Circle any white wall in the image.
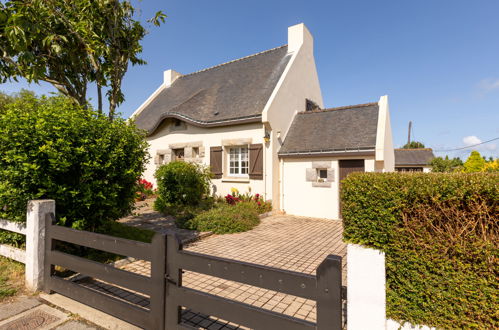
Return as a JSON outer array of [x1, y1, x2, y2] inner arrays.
[[347, 244, 386, 330], [281, 156, 374, 219], [375, 95, 395, 172], [262, 23, 324, 208], [144, 122, 270, 199]]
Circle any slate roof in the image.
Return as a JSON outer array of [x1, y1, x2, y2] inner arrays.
[[278, 103, 379, 156], [395, 148, 435, 166], [134, 45, 291, 135]]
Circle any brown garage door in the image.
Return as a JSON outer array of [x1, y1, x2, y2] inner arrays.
[[339, 159, 365, 217]]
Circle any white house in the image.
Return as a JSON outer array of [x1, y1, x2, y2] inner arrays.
[[132, 23, 394, 219]]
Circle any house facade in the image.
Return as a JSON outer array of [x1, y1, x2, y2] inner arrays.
[[133, 23, 394, 219]]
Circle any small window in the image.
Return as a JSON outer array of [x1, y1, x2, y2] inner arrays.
[[228, 147, 249, 176], [173, 148, 184, 161], [317, 169, 328, 182], [192, 147, 199, 158], [173, 119, 182, 127]]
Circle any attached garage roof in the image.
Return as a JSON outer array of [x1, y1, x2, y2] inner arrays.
[[394, 148, 435, 166], [134, 45, 291, 135], [278, 103, 379, 156]]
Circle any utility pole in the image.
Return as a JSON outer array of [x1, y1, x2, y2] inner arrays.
[[407, 121, 412, 146]]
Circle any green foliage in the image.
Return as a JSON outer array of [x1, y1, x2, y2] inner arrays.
[[402, 141, 425, 149], [430, 155, 463, 172], [184, 202, 260, 234], [0, 0, 166, 117], [0, 93, 149, 237], [463, 150, 486, 173], [342, 172, 498, 329], [154, 161, 212, 216]]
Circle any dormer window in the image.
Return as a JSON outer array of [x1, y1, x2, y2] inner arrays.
[[173, 119, 182, 126], [305, 99, 320, 111]]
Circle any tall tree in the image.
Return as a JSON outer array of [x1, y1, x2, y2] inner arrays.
[[402, 141, 426, 149], [0, 0, 166, 119], [463, 150, 486, 173]]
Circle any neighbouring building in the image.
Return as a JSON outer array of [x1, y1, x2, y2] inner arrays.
[[394, 148, 435, 172], [132, 23, 395, 219]]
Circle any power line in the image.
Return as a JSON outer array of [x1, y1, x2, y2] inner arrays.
[[433, 136, 499, 152]]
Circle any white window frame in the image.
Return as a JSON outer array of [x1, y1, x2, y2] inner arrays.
[[228, 146, 249, 177]]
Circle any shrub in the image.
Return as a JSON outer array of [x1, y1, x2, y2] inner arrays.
[[154, 161, 212, 215], [185, 202, 260, 234], [0, 94, 149, 236], [342, 172, 498, 329]]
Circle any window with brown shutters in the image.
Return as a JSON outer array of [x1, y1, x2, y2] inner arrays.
[[249, 144, 263, 180], [210, 146, 223, 179]]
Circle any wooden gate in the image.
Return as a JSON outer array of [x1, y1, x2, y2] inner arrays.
[[44, 213, 344, 330], [43, 213, 166, 329]]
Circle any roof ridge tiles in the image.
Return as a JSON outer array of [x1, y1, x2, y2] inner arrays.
[[298, 102, 378, 114], [180, 45, 288, 78]]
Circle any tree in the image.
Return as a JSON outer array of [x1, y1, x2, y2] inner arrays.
[[0, 0, 166, 119], [430, 156, 463, 172], [402, 141, 426, 149], [0, 90, 36, 114], [463, 151, 486, 173]]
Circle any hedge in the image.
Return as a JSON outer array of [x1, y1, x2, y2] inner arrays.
[[341, 172, 498, 329], [0, 94, 149, 239]]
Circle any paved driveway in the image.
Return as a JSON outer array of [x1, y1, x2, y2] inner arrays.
[[125, 215, 346, 329]]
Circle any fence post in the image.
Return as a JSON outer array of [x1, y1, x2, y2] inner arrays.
[[347, 243, 386, 330], [316, 254, 343, 330], [25, 199, 55, 292]]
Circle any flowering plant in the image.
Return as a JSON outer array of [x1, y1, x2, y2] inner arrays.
[[224, 189, 272, 214], [136, 179, 154, 201]]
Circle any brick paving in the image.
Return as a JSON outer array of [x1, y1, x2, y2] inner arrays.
[[77, 215, 347, 329]]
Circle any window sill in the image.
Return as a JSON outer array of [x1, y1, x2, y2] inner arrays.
[[221, 177, 250, 183]]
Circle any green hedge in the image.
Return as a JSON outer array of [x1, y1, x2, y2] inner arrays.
[[342, 172, 498, 329], [0, 94, 149, 236]]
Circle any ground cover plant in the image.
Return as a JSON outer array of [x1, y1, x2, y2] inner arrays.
[[341, 172, 498, 329], [0, 93, 149, 246], [0, 256, 24, 301]]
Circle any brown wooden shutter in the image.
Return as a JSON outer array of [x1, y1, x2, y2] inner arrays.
[[249, 144, 263, 180], [210, 146, 223, 179]]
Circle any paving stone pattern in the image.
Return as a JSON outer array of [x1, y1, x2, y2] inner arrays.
[[80, 215, 346, 329]]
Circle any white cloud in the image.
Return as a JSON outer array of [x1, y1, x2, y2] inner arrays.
[[462, 135, 497, 153], [462, 135, 481, 146], [476, 78, 499, 96]]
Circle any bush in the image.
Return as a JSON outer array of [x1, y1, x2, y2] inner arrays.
[[224, 189, 272, 214], [0, 94, 149, 236], [154, 161, 212, 215], [342, 172, 498, 329], [184, 202, 260, 234]]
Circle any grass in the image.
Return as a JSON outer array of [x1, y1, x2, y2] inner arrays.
[[0, 256, 24, 301]]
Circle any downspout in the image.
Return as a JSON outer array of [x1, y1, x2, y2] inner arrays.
[[280, 157, 284, 212]]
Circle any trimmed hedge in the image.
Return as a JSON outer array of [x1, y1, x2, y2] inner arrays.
[[342, 172, 498, 329], [0, 94, 148, 236]]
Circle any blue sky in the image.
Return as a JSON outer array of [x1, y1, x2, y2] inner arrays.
[[2, 0, 498, 159]]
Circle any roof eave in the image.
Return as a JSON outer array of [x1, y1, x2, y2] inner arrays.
[[278, 149, 375, 158]]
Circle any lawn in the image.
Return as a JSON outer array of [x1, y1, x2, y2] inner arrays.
[[0, 256, 24, 301]]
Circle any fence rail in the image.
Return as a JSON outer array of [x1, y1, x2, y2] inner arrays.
[[0, 218, 27, 263]]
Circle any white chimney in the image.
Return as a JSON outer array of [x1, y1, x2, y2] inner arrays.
[[163, 69, 182, 87], [288, 23, 314, 53]]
